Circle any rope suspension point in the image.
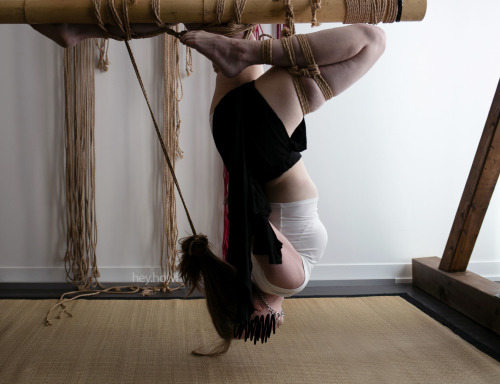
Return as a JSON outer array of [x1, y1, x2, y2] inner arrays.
[[344, 0, 402, 24], [45, 0, 420, 328]]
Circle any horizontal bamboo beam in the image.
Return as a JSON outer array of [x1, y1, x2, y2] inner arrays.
[[0, 0, 426, 25]]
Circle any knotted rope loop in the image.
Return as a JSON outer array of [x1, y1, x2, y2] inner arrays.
[[282, 0, 296, 38], [280, 34, 334, 115], [288, 64, 321, 78], [295, 33, 334, 101], [310, 0, 322, 27]]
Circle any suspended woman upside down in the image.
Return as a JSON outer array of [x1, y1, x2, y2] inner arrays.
[[33, 22, 385, 355]]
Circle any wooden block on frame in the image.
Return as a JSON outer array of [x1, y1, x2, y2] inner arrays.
[[413, 256, 500, 335]]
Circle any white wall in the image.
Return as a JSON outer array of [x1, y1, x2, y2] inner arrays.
[[1, 0, 499, 283]]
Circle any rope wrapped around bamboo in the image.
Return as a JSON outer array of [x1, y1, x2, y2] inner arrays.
[[345, 0, 402, 24], [5, 0, 426, 24]]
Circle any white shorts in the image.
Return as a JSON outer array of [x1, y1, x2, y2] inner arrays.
[[251, 197, 328, 297]]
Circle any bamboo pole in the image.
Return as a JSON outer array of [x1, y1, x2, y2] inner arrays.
[[0, 0, 426, 25]]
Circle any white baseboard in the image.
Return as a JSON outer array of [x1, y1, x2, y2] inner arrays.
[[310, 260, 500, 283], [1, 261, 499, 283]]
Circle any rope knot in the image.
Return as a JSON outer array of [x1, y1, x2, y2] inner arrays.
[[288, 64, 320, 78], [311, 0, 322, 27]]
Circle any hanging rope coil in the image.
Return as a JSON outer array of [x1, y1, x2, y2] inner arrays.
[[63, 39, 101, 291], [159, 27, 185, 290]]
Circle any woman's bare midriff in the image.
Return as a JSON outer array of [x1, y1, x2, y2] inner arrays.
[[264, 159, 318, 203]]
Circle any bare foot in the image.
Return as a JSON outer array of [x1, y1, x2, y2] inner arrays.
[[233, 291, 285, 341], [251, 290, 285, 327], [179, 30, 259, 78]]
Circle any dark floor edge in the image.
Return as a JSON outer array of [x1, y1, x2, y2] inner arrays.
[[399, 293, 500, 363]]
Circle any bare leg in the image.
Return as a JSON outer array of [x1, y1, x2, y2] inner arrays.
[[244, 222, 305, 329], [181, 24, 384, 78], [254, 223, 305, 290], [250, 289, 285, 327], [181, 24, 385, 130]]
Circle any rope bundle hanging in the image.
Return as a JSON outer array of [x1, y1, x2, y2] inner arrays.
[[98, 1, 194, 287], [47, 0, 190, 325], [63, 39, 100, 291], [160, 28, 185, 290]]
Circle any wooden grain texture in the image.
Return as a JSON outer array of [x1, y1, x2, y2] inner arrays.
[[441, 79, 500, 272], [0, 0, 427, 24], [413, 257, 500, 335]]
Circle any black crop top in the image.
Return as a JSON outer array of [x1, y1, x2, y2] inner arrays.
[[212, 81, 307, 324]]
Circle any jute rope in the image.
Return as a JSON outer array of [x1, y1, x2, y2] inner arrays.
[[282, 0, 296, 38], [93, 0, 198, 246], [293, 33, 334, 101], [160, 28, 185, 290], [261, 38, 273, 65], [46, 2, 190, 324], [50, 0, 399, 324], [63, 39, 101, 291], [344, 0, 400, 24], [310, 0, 322, 27], [46, 286, 141, 325], [275, 0, 334, 115], [95, 38, 111, 71], [280, 35, 309, 113], [51, 0, 257, 322], [93, 0, 199, 260]]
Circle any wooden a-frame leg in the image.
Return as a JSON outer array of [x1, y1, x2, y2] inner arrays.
[[441, 78, 500, 272], [413, 79, 500, 336]]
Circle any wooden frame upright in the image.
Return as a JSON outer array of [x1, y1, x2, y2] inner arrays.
[[413, 79, 500, 335]]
